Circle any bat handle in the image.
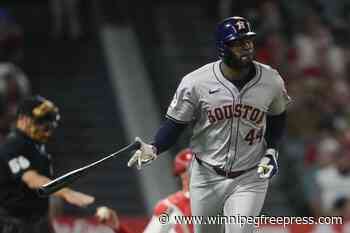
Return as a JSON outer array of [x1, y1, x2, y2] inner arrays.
[[131, 141, 142, 151]]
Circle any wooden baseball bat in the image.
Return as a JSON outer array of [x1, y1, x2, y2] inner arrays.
[[37, 141, 141, 197]]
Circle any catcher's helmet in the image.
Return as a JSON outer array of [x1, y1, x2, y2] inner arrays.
[[173, 148, 193, 176], [216, 16, 256, 62]]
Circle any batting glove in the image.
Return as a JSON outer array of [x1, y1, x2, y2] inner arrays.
[[257, 148, 278, 179], [127, 137, 157, 170]]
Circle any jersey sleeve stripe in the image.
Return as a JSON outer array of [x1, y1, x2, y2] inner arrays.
[[166, 115, 191, 124]]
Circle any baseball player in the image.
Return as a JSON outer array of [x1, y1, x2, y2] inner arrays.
[[143, 149, 193, 233], [128, 16, 290, 233], [0, 96, 95, 233]]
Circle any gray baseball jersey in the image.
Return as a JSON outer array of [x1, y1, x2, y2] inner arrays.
[[166, 60, 290, 172]]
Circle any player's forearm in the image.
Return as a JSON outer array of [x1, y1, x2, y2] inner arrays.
[[265, 111, 286, 149], [152, 118, 187, 154]]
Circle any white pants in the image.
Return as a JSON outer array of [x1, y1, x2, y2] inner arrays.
[[189, 158, 268, 233]]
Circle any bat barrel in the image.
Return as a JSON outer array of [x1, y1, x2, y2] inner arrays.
[[38, 167, 88, 197], [37, 181, 66, 197], [37, 141, 141, 197]]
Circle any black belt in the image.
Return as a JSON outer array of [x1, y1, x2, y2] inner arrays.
[[195, 155, 257, 179]]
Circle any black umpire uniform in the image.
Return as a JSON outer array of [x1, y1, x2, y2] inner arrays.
[[0, 96, 60, 233]]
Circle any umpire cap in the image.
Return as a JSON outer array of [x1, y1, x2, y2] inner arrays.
[[17, 95, 60, 125]]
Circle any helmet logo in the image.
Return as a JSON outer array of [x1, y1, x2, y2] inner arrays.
[[236, 21, 246, 30]]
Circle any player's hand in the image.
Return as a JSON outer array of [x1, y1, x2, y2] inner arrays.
[[257, 148, 278, 179], [61, 189, 95, 207], [127, 137, 157, 170]]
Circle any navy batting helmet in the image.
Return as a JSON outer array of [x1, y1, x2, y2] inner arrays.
[[216, 16, 256, 62]]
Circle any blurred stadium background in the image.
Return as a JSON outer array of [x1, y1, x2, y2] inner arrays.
[[1, 0, 350, 232]]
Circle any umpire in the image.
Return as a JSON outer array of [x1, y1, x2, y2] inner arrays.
[[0, 96, 94, 233]]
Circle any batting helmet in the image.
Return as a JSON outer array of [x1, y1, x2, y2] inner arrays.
[[173, 148, 193, 176], [216, 16, 256, 62]]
